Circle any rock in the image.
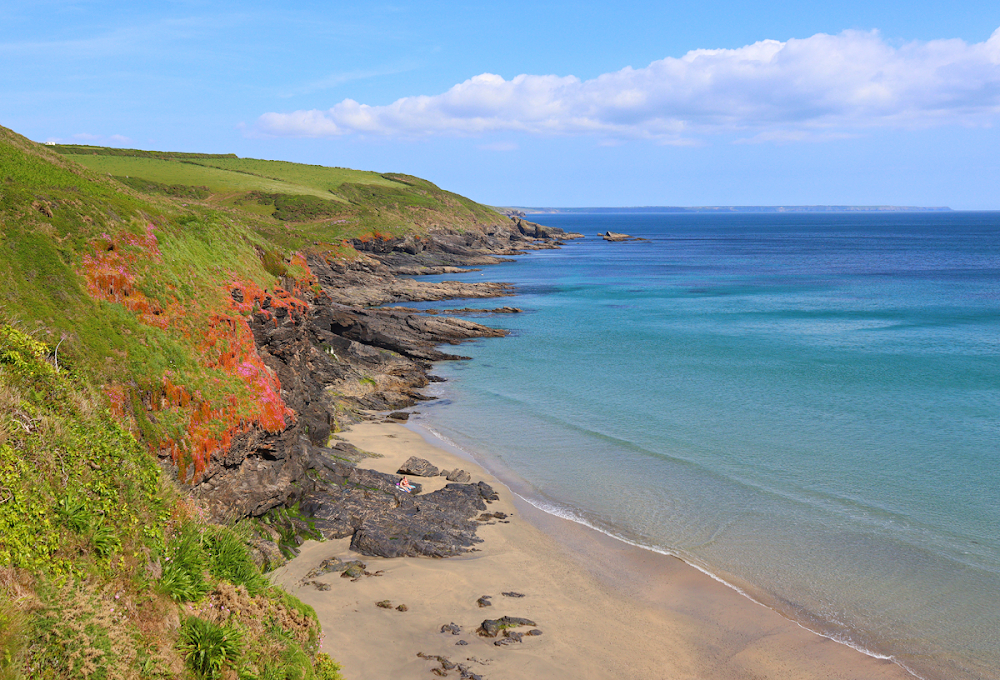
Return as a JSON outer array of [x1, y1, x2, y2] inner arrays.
[[526, 629, 543, 636], [494, 637, 517, 647], [376, 600, 393, 609], [504, 630, 523, 642], [441, 622, 462, 635], [387, 411, 409, 421], [477, 616, 537, 638], [341, 562, 366, 579], [304, 556, 343, 579], [396, 604, 408, 612], [313, 582, 331, 591], [456, 640, 468, 645], [476, 595, 492, 608], [602, 231, 631, 242], [501, 591, 524, 598], [397, 456, 439, 477], [444, 469, 472, 483]]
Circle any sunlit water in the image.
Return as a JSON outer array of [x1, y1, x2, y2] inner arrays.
[[401, 212, 1000, 680]]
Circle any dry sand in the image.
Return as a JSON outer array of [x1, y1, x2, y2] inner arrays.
[[270, 421, 916, 680]]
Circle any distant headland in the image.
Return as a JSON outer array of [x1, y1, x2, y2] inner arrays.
[[500, 205, 952, 216]]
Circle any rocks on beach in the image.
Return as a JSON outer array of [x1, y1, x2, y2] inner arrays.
[[398, 456, 440, 477]]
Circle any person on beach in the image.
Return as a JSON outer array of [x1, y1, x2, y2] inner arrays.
[[397, 476, 415, 493]]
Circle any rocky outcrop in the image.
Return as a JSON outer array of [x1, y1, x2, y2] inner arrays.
[[512, 216, 583, 240], [185, 217, 569, 555], [398, 456, 440, 477], [602, 231, 632, 241]]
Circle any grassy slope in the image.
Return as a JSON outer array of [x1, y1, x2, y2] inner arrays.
[[1, 130, 507, 679]]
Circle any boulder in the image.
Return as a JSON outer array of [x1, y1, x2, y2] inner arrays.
[[398, 456, 439, 477], [602, 231, 631, 242]]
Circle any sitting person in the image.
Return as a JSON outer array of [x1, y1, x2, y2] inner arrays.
[[397, 476, 415, 493]]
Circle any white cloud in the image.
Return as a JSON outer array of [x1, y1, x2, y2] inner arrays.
[[256, 27, 1000, 142]]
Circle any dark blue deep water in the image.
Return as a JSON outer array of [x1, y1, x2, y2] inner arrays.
[[408, 212, 1000, 680]]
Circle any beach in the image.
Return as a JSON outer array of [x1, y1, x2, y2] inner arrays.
[[271, 420, 914, 680]]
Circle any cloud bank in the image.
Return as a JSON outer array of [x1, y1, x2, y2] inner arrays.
[[257, 27, 1000, 142]]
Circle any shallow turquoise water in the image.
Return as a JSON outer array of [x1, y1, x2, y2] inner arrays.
[[406, 212, 1000, 680]]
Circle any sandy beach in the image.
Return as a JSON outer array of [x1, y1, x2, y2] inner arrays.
[[270, 421, 916, 680]]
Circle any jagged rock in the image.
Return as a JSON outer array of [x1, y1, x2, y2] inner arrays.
[[504, 630, 524, 643], [387, 411, 410, 421], [441, 622, 462, 635], [526, 629, 543, 636], [501, 591, 524, 598], [397, 456, 439, 477], [477, 616, 537, 638], [376, 600, 393, 608], [443, 469, 472, 483], [602, 231, 631, 241], [477, 595, 492, 608]]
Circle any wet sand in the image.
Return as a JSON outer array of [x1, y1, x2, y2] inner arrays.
[[270, 421, 915, 680]]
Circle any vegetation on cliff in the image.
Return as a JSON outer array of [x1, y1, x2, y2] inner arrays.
[[0, 126, 509, 678]]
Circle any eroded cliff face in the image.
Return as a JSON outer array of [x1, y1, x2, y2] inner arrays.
[[180, 221, 574, 547]]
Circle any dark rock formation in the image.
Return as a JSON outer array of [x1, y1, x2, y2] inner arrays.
[[180, 218, 574, 559], [397, 456, 439, 477], [442, 468, 472, 483]]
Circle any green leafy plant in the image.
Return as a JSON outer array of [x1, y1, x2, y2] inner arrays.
[[56, 494, 91, 533], [159, 524, 210, 602], [177, 616, 243, 680], [90, 523, 120, 557], [202, 526, 269, 596]]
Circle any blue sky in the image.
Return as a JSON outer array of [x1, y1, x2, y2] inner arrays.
[[3, 1, 1000, 208]]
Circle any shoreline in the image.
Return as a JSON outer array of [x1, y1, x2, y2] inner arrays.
[[406, 418, 925, 678], [271, 420, 917, 680]]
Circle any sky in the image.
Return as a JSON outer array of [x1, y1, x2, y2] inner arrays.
[[2, 1, 1000, 208]]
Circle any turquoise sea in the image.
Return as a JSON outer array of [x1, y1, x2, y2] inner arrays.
[[405, 212, 1000, 680]]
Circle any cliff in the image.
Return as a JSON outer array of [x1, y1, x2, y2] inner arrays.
[[0, 125, 572, 678]]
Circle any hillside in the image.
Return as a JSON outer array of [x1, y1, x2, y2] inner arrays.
[[0, 127, 549, 679], [50, 144, 504, 233]]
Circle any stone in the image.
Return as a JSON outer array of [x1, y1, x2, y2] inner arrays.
[[455, 640, 468, 646], [340, 562, 366, 579], [444, 469, 472, 483], [397, 456, 439, 477], [313, 582, 331, 591], [387, 411, 409, 421], [396, 604, 408, 612], [376, 600, 393, 609], [602, 231, 631, 242], [526, 629, 543, 636], [440, 622, 462, 635], [477, 616, 537, 638], [501, 591, 524, 598], [476, 595, 492, 608]]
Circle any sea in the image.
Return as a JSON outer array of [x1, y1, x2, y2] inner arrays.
[[401, 212, 1000, 680]]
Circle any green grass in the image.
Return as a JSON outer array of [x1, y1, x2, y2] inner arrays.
[[62, 155, 343, 201]]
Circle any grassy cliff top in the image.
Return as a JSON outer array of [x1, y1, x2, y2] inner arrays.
[[50, 143, 504, 229]]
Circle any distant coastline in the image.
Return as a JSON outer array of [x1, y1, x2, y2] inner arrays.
[[500, 205, 952, 215]]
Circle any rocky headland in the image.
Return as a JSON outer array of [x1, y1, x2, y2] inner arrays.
[[183, 218, 581, 566]]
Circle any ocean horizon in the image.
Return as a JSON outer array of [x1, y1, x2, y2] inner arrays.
[[402, 211, 1000, 680]]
